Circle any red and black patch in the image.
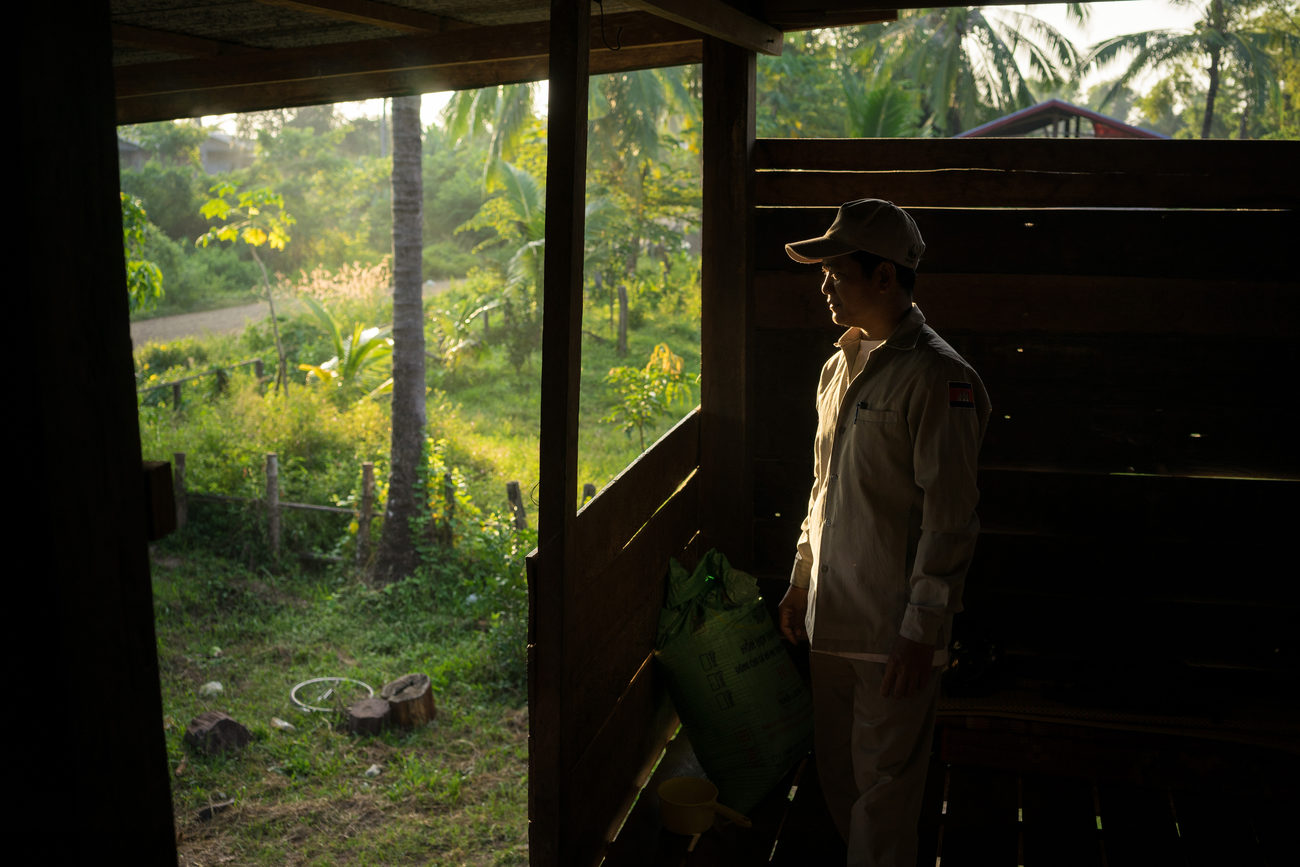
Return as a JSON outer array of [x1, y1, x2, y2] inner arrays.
[[948, 381, 974, 408]]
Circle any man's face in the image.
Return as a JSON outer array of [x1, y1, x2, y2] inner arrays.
[[820, 253, 880, 329]]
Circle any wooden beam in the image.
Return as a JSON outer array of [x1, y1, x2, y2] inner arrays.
[[627, 0, 782, 55], [757, 165, 1299, 211], [757, 207, 1300, 280], [254, 0, 468, 34], [115, 40, 703, 124], [754, 271, 1300, 337], [762, 8, 897, 30], [115, 12, 694, 99], [700, 35, 756, 567], [754, 137, 1300, 181], [532, 2, 590, 866], [114, 11, 706, 121]]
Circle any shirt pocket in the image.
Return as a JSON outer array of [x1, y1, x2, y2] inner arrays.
[[856, 408, 900, 425], [848, 406, 910, 483]]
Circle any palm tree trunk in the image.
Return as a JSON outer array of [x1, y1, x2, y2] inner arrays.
[[1201, 0, 1225, 139], [370, 94, 427, 585], [1202, 44, 1222, 138]]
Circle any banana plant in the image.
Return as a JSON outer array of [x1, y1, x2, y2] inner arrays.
[[298, 296, 393, 398]]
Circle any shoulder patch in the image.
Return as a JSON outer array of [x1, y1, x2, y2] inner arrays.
[[948, 381, 975, 408]]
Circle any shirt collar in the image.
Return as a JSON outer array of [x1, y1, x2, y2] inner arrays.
[[834, 304, 926, 352]]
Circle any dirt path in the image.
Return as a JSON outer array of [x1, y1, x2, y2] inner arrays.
[[130, 279, 455, 346], [130, 301, 275, 345]]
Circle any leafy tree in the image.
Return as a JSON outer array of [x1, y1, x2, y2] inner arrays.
[[422, 124, 493, 277], [121, 193, 163, 314], [602, 343, 695, 451], [758, 32, 845, 137], [119, 119, 207, 168], [241, 124, 390, 272], [197, 181, 296, 394], [585, 68, 702, 352], [119, 160, 211, 242], [1085, 0, 1299, 138], [457, 160, 549, 371], [370, 94, 427, 586]]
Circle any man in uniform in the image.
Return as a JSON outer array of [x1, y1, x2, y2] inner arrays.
[[777, 199, 990, 867]]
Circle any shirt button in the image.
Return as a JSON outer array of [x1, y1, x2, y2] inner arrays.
[[820, 565, 829, 573], [837, 425, 846, 434], [829, 473, 838, 481]]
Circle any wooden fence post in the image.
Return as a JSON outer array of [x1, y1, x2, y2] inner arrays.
[[506, 481, 527, 529], [358, 461, 374, 566], [254, 359, 265, 380], [173, 452, 187, 529], [266, 453, 280, 558], [581, 482, 596, 506], [172, 381, 182, 411]]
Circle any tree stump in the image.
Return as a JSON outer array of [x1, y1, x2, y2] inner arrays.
[[381, 673, 437, 729], [184, 711, 251, 756], [346, 697, 392, 735]]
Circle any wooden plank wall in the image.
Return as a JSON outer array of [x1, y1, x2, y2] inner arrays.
[[529, 410, 703, 867], [749, 138, 1300, 681]]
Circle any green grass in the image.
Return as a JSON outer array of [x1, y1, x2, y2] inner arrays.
[[154, 548, 529, 866], [144, 280, 701, 863]]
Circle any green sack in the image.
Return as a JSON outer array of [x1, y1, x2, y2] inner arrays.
[[654, 549, 813, 813]]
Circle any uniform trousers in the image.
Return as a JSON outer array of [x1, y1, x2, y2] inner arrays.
[[810, 652, 940, 867]]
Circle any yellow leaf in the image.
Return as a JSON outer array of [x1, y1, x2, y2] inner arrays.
[[243, 227, 268, 246]]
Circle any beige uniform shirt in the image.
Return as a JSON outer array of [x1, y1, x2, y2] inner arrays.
[[791, 305, 990, 657]]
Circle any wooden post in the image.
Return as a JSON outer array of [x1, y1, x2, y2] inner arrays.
[[358, 461, 374, 566], [254, 358, 265, 380], [173, 452, 187, 529], [533, 2, 590, 865], [33, 5, 176, 857], [581, 482, 596, 505], [700, 36, 757, 568], [266, 453, 280, 558], [171, 381, 182, 411], [506, 481, 528, 529]]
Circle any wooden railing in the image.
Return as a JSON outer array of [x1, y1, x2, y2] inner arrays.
[[528, 407, 702, 867]]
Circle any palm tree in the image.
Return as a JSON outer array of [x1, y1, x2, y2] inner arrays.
[[1084, 0, 1296, 138], [370, 94, 427, 585], [881, 6, 1086, 136], [840, 42, 929, 137], [443, 83, 539, 187]]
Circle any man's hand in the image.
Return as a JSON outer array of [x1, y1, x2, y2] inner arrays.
[[777, 585, 809, 644], [881, 634, 935, 699]]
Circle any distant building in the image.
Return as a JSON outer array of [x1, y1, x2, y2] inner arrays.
[[117, 137, 148, 170], [116, 130, 255, 172], [957, 99, 1167, 139], [199, 131, 255, 173]]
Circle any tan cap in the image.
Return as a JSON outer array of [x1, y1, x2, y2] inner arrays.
[[785, 199, 925, 269]]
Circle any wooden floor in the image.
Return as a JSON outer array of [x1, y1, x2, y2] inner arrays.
[[602, 725, 1300, 867]]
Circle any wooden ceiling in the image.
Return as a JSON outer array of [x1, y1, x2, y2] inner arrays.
[[111, 0, 910, 123]]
